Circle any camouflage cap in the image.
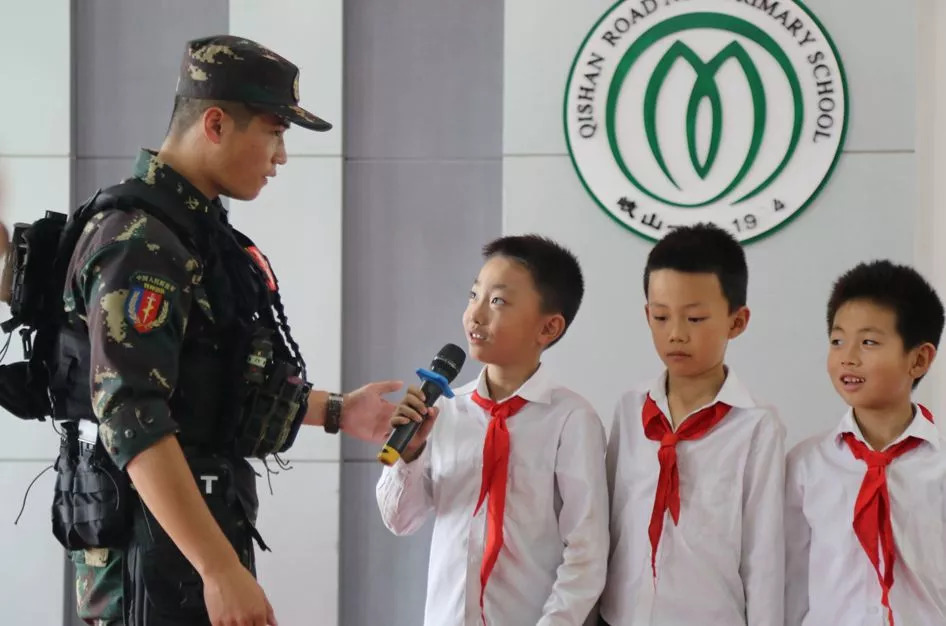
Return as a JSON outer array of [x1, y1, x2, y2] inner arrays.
[[176, 34, 331, 132]]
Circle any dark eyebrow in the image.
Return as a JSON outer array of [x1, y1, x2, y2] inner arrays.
[[830, 325, 887, 334], [648, 302, 705, 309]]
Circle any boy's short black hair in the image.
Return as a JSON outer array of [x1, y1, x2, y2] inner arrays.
[[643, 223, 748, 311], [827, 260, 945, 362], [482, 235, 584, 347]]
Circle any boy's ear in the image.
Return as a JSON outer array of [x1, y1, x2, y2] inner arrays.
[[909, 342, 937, 381], [538, 313, 566, 347], [728, 306, 751, 339]]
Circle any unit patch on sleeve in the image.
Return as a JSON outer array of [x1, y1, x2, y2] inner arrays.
[[125, 272, 178, 333]]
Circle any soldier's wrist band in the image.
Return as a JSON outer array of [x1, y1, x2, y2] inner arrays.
[[324, 392, 343, 434]]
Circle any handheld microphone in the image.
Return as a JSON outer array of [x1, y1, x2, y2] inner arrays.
[[377, 343, 466, 466]]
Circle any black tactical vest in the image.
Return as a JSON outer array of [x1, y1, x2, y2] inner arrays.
[[50, 179, 309, 456]]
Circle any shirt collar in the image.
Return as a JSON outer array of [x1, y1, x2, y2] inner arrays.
[[834, 405, 941, 451], [468, 363, 554, 405], [131, 148, 227, 230], [646, 367, 757, 412]]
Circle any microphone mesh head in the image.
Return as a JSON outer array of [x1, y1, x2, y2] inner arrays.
[[430, 343, 466, 382]]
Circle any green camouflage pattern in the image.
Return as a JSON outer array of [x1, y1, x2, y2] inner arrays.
[[71, 548, 123, 624], [65, 150, 217, 470], [64, 149, 230, 621], [176, 34, 331, 131]]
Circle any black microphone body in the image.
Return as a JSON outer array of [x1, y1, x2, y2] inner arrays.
[[378, 343, 465, 465], [381, 377, 448, 455]]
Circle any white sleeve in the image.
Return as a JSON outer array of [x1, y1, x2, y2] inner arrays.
[[375, 442, 435, 536], [538, 406, 610, 626], [740, 410, 786, 626], [783, 445, 811, 626]]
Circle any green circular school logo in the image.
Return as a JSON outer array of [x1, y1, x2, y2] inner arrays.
[[564, 0, 847, 243]]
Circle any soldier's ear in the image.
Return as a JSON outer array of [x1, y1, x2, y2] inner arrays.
[[202, 107, 226, 144]]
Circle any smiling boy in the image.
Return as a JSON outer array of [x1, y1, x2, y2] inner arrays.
[[376, 235, 609, 625], [785, 260, 946, 625]]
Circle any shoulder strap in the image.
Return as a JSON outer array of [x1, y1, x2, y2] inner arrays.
[[54, 190, 107, 277], [50, 179, 204, 323], [93, 178, 203, 259]]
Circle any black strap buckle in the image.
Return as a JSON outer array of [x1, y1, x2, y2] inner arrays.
[[19, 327, 32, 359]]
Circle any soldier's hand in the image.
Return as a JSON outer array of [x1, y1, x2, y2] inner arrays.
[[390, 385, 440, 462], [203, 562, 278, 626], [340, 379, 403, 443]]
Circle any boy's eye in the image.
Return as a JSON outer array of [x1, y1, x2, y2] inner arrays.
[[863, 339, 879, 346], [829, 338, 842, 346], [687, 317, 707, 323], [468, 290, 477, 300], [490, 297, 506, 305], [652, 315, 667, 322]]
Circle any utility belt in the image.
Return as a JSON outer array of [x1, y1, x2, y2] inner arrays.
[[50, 321, 309, 557], [56, 425, 266, 624], [52, 419, 269, 553], [56, 419, 266, 623]]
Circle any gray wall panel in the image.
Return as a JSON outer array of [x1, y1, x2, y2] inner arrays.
[[74, 157, 134, 202], [341, 159, 501, 462], [340, 1, 503, 624], [74, 0, 230, 158], [343, 0, 503, 160]]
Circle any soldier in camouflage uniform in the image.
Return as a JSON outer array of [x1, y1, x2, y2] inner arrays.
[[64, 35, 402, 625]]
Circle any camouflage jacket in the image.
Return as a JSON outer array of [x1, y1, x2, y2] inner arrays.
[[64, 149, 227, 470]]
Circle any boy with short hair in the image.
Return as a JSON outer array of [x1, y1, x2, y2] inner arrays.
[[600, 223, 785, 625], [377, 234, 609, 625], [785, 260, 946, 625]]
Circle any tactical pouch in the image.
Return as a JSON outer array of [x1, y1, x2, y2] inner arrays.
[[52, 421, 132, 551], [0, 212, 73, 422], [3, 212, 68, 331], [232, 327, 310, 458], [0, 361, 52, 419], [128, 455, 255, 622]]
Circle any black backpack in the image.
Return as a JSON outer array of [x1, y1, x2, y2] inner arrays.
[[0, 179, 198, 421]]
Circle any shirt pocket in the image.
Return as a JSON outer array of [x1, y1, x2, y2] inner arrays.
[[678, 472, 742, 580], [507, 456, 556, 522], [431, 436, 483, 515], [435, 439, 483, 478]]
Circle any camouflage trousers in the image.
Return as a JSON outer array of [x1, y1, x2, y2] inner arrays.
[[71, 547, 124, 624]]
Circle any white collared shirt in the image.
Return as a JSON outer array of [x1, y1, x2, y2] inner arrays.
[[600, 370, 786, 626], [785, 406, 946, 626], [376, 365, 609, 626]]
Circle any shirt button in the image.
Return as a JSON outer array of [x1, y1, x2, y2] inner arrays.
[[124, 428, 136, 439]]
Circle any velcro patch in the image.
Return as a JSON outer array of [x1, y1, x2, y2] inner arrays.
[[245, 246, 277, 292], [125, 272, 177, 333], [84, 547, 109, 567]]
